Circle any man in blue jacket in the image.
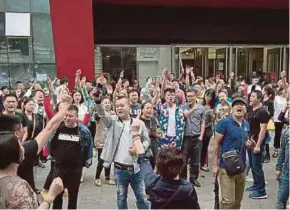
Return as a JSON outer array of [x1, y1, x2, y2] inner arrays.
[[50, 105, 93, 209]]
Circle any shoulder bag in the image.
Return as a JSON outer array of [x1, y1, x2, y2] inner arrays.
[[221, 127, 246, 176]]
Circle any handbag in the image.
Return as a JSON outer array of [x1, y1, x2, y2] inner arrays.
[[221, 128, 246, 176]]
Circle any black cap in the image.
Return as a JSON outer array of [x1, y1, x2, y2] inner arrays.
[[232, 97, 248, 107]]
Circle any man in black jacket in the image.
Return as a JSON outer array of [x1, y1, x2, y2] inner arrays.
[[131, 119, 200, 209]]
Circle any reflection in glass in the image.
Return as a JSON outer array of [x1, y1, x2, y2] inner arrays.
[[32, 14, 55, 63], [31, 0, 50, 13], [7, 38, 33, 63], [34, 64, 56, 85], [5, 0, 30, 12], [101, 47, 136, 82], [0, 37, 8, 63], [9, 63, 34, 87], [0, 13, 4, 36], [0, 0, 4, 12], [0, 64, 9, 86]]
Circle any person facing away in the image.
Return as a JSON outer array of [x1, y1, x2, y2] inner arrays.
[[131, 118, 200, 209]]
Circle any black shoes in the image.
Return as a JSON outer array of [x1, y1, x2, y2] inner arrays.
[[192, 180, 201, 187], [264, 155, 270, 163]]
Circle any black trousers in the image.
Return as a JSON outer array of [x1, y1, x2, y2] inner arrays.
[[43, 161, 55, 190], [95, 148, 111, 180], [180, 136, 202, 182], [89, 121, 96, 142], [150, 139, 159, 170], [200, 127, 213, 166], [52, 165, 82, 209], [274, 122, 284, 149]]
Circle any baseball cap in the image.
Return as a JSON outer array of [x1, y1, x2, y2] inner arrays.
[[232, 97, 248, 107]]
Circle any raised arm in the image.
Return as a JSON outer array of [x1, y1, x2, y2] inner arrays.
[[34, 95, 73, 154]]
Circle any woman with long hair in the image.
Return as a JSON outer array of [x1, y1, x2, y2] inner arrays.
[[95, 97, 115, 186], [72, 90, 90, 126], [273, 86, 287, 158], [262, 85, 275, 162], [17, 98, 41, 193], [139, 101, 159, 169], [0, 132, 63, 209], [200, 89, 215, 171]]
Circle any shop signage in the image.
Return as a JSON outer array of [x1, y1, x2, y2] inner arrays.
[[137, 47, 159, 61]]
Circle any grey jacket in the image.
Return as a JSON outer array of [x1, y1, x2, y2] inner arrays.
[[96, 104, 151, 168]]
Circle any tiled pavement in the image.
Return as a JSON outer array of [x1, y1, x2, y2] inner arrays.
[[35, 143, 280, 209]]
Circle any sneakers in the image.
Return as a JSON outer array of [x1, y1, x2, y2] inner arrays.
[[38, 161, 46, 168], [192, 180, 201, 187], [95, 179, 115, 186], [246, 176, 254, 182], [246, 185, 258, 192], [104, 179, 115, 185], [200, 165, 210, 172], [249, 190, 267, 199], [95, 179, 102, 186], [263, 155, 270, 163]]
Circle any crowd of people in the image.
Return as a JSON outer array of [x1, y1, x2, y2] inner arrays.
[[0, 65, 289, 209]]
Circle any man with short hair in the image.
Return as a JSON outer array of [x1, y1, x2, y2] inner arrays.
[[50, 105, 93, 209], [155, 87, 184, 149], [15, 81, 25, 98], [246, 90, 270, 199], [55, 77, 69, 98], [96, 96, 150, 209], [129, 89, 141, 118], [0, 95, 73, 199], [213, 97, 250, 209], [181, 89, 205, 187], [247, 78, 261, 94], [1, 94, 28, 142]]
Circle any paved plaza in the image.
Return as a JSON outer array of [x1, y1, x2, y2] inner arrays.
[[35, 143, 280, 209]]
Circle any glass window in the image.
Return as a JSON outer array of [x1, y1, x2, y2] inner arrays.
[[5, 0, 30, 12], [9, 63, 34, 87], [32, 14, 55, 63], [31, 0, 50, 13], [0, 37, 8, 63], [0, 0, 4, 12], [34, 64, 56, 86], [101, 47, 137, 82], [0, 13, 4, 36], [7, 37, 33, 63], [0, 64, 10, 86]]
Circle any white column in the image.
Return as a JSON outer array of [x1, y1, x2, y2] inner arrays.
[[229, 47, 233, 78], [94, 46, 102, 77], [282, 46, 287, 72], [235, 48, 238, 79], [225, 47, 228, 79], [263, 48, 268, 72]]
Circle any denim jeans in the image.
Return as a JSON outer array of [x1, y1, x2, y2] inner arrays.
[[114, 168, 150, 209], [276, 177, 289, 209], [247, 145, 266, 193]]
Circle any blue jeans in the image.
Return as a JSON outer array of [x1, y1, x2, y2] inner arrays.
[[247, 145, 266, 193], [276, 177, 289, 209], [114, 168, 150, 209]]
